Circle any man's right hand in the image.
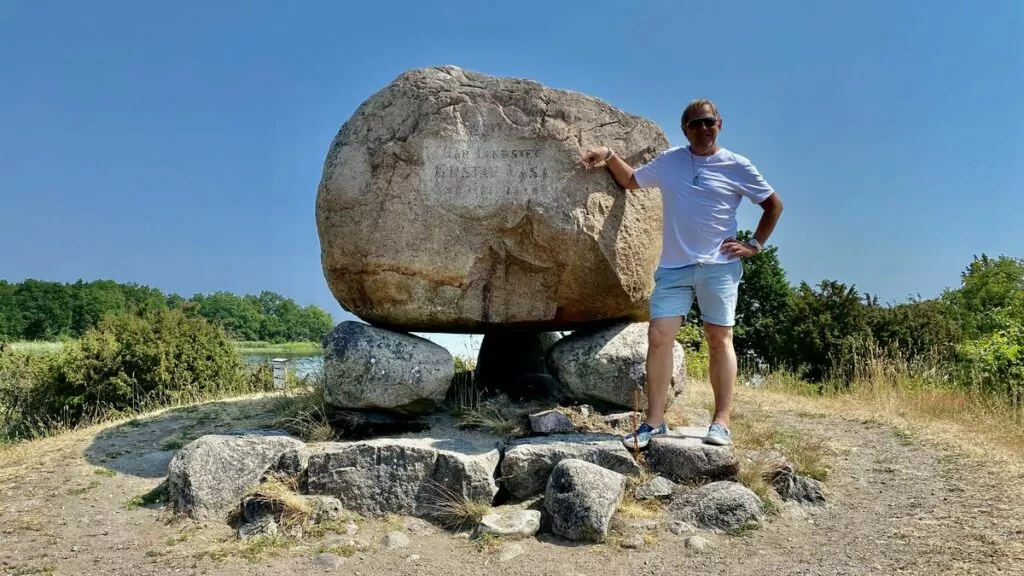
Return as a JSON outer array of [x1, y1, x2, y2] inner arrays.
[[580, 146, 612, 169]]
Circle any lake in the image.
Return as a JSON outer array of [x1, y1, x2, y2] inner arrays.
[[244, 355, 323, 379]]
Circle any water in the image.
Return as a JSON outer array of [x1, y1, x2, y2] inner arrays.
[[244, 355, 323, 379]]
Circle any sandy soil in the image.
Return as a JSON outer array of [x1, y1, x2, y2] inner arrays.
[[1, 387, 1022, 576]]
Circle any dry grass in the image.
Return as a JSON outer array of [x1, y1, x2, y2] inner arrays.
[[617, 471, 665, 520], [271, 371, 335, 442], [754, 365, 1024, 482], [420, 481, 492, 531], [241, 475, 312, 531]]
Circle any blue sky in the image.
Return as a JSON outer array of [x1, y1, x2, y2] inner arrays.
[[1, 1, 1021, 354]]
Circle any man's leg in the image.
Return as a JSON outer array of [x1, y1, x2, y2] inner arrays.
[[693, 260, 742, 444], [703, 323, 736, 428], [645, 316, 683, 427]]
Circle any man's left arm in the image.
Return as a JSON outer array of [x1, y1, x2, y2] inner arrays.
[[722, 157, 784, 259]]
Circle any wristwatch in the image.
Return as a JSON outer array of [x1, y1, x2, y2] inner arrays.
[[748, 238, 762, 252]]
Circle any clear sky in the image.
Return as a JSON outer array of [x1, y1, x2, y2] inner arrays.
[[1, 1, 1021, 354]]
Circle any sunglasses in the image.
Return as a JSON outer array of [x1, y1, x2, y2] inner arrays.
[[686, 116, 718, 130]]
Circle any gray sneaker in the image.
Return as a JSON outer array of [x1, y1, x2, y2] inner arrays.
[[703, 423, 733, 446]]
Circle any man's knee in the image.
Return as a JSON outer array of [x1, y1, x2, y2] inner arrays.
[[648, 319, 680, 350], [704, 324, 734, 352]]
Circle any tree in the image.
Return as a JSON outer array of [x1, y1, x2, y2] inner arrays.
[[943, 254, 1024, 337], [734, 230, 793, 370], [782, 280, 874, 382]]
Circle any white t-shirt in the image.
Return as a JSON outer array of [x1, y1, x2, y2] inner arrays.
[[633, 146, 775, 268]]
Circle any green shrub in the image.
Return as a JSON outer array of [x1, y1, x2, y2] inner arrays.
[[1, 309, 274, 441]]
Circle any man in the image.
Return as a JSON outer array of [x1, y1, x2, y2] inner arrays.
[[581, 99, 783, 448]]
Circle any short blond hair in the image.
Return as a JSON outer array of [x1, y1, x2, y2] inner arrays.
[[681, 99, 720, 128]]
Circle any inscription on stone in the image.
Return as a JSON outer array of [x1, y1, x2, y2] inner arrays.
[[423, 140, 558, 205]]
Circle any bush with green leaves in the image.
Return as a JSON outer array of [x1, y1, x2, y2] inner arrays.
[[1, 309, 273, 441]]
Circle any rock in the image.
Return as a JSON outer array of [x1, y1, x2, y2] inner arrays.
[[603, 412, 642, 431], [771, 470, 826, 506], [499, 543, 525, 562], [305, 495, 345, 523], [313, 552, 346, 570], [406, 554, 420, 563], [634, 476, 675, 500], [305, 437, 499, 518], [501, 434, 640, 500], [668, 520, 697, 535], [529, 410, 575, 435], [167, 433, 306, 520], [475, 331, 561, 400], [685, 535, 710, 552], [547, 322, 685, 410], [237, 515, 278, 540], [381, 531, 410, 549], [621, 534, 645, 549], [545, 459, 626, 543], [322, 321, 454, 414], [316, 65, 668, 332], [474, 510, 542, 540], [669, 481, 765, 533], [645, 434, 738, 482]]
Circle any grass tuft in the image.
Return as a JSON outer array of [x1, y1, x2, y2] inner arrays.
[[420, 481, 492, 531], [241, 475, 312, 531]]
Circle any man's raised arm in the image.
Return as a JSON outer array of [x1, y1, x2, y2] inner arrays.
[[581, 146, 641, 190]]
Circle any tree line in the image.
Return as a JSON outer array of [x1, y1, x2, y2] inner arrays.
[[720, 231, 1022, 403], [0, 279, 335, 343]]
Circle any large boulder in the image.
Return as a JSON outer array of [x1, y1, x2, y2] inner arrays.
[[322, 321, 454, 414], [500, 434, 640, 500], [315, 65, 668, 332], [547, 322, 685, 410], [167, 433, 306, 520], [305, 437, 500, 518], [545, 459, 626, 543]]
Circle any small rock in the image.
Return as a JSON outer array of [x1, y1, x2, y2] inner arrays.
[[545, 459, 626, 543], [669, 481, 764, 532], [772, 471, 826, 506], [345, 521, 359, 536], [529, 410, 576, 434], [499, 543, 525, 562], [237, 515, 278, 540], [381, 531, 410, 549], [634, 476, 675, 500], [313, 552, 346, 570], [669, 521, 697, 535], [621, 534, 645, 549], [406, 554, 420, 563], [475, 510, 542, 540], [685, 535, 710, 552], [305, 495, 345, 523]]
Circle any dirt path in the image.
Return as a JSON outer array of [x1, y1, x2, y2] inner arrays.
[[1, 394, 1022, 576]]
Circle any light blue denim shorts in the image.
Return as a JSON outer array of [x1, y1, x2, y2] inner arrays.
[[649, 260, 743, 326]]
